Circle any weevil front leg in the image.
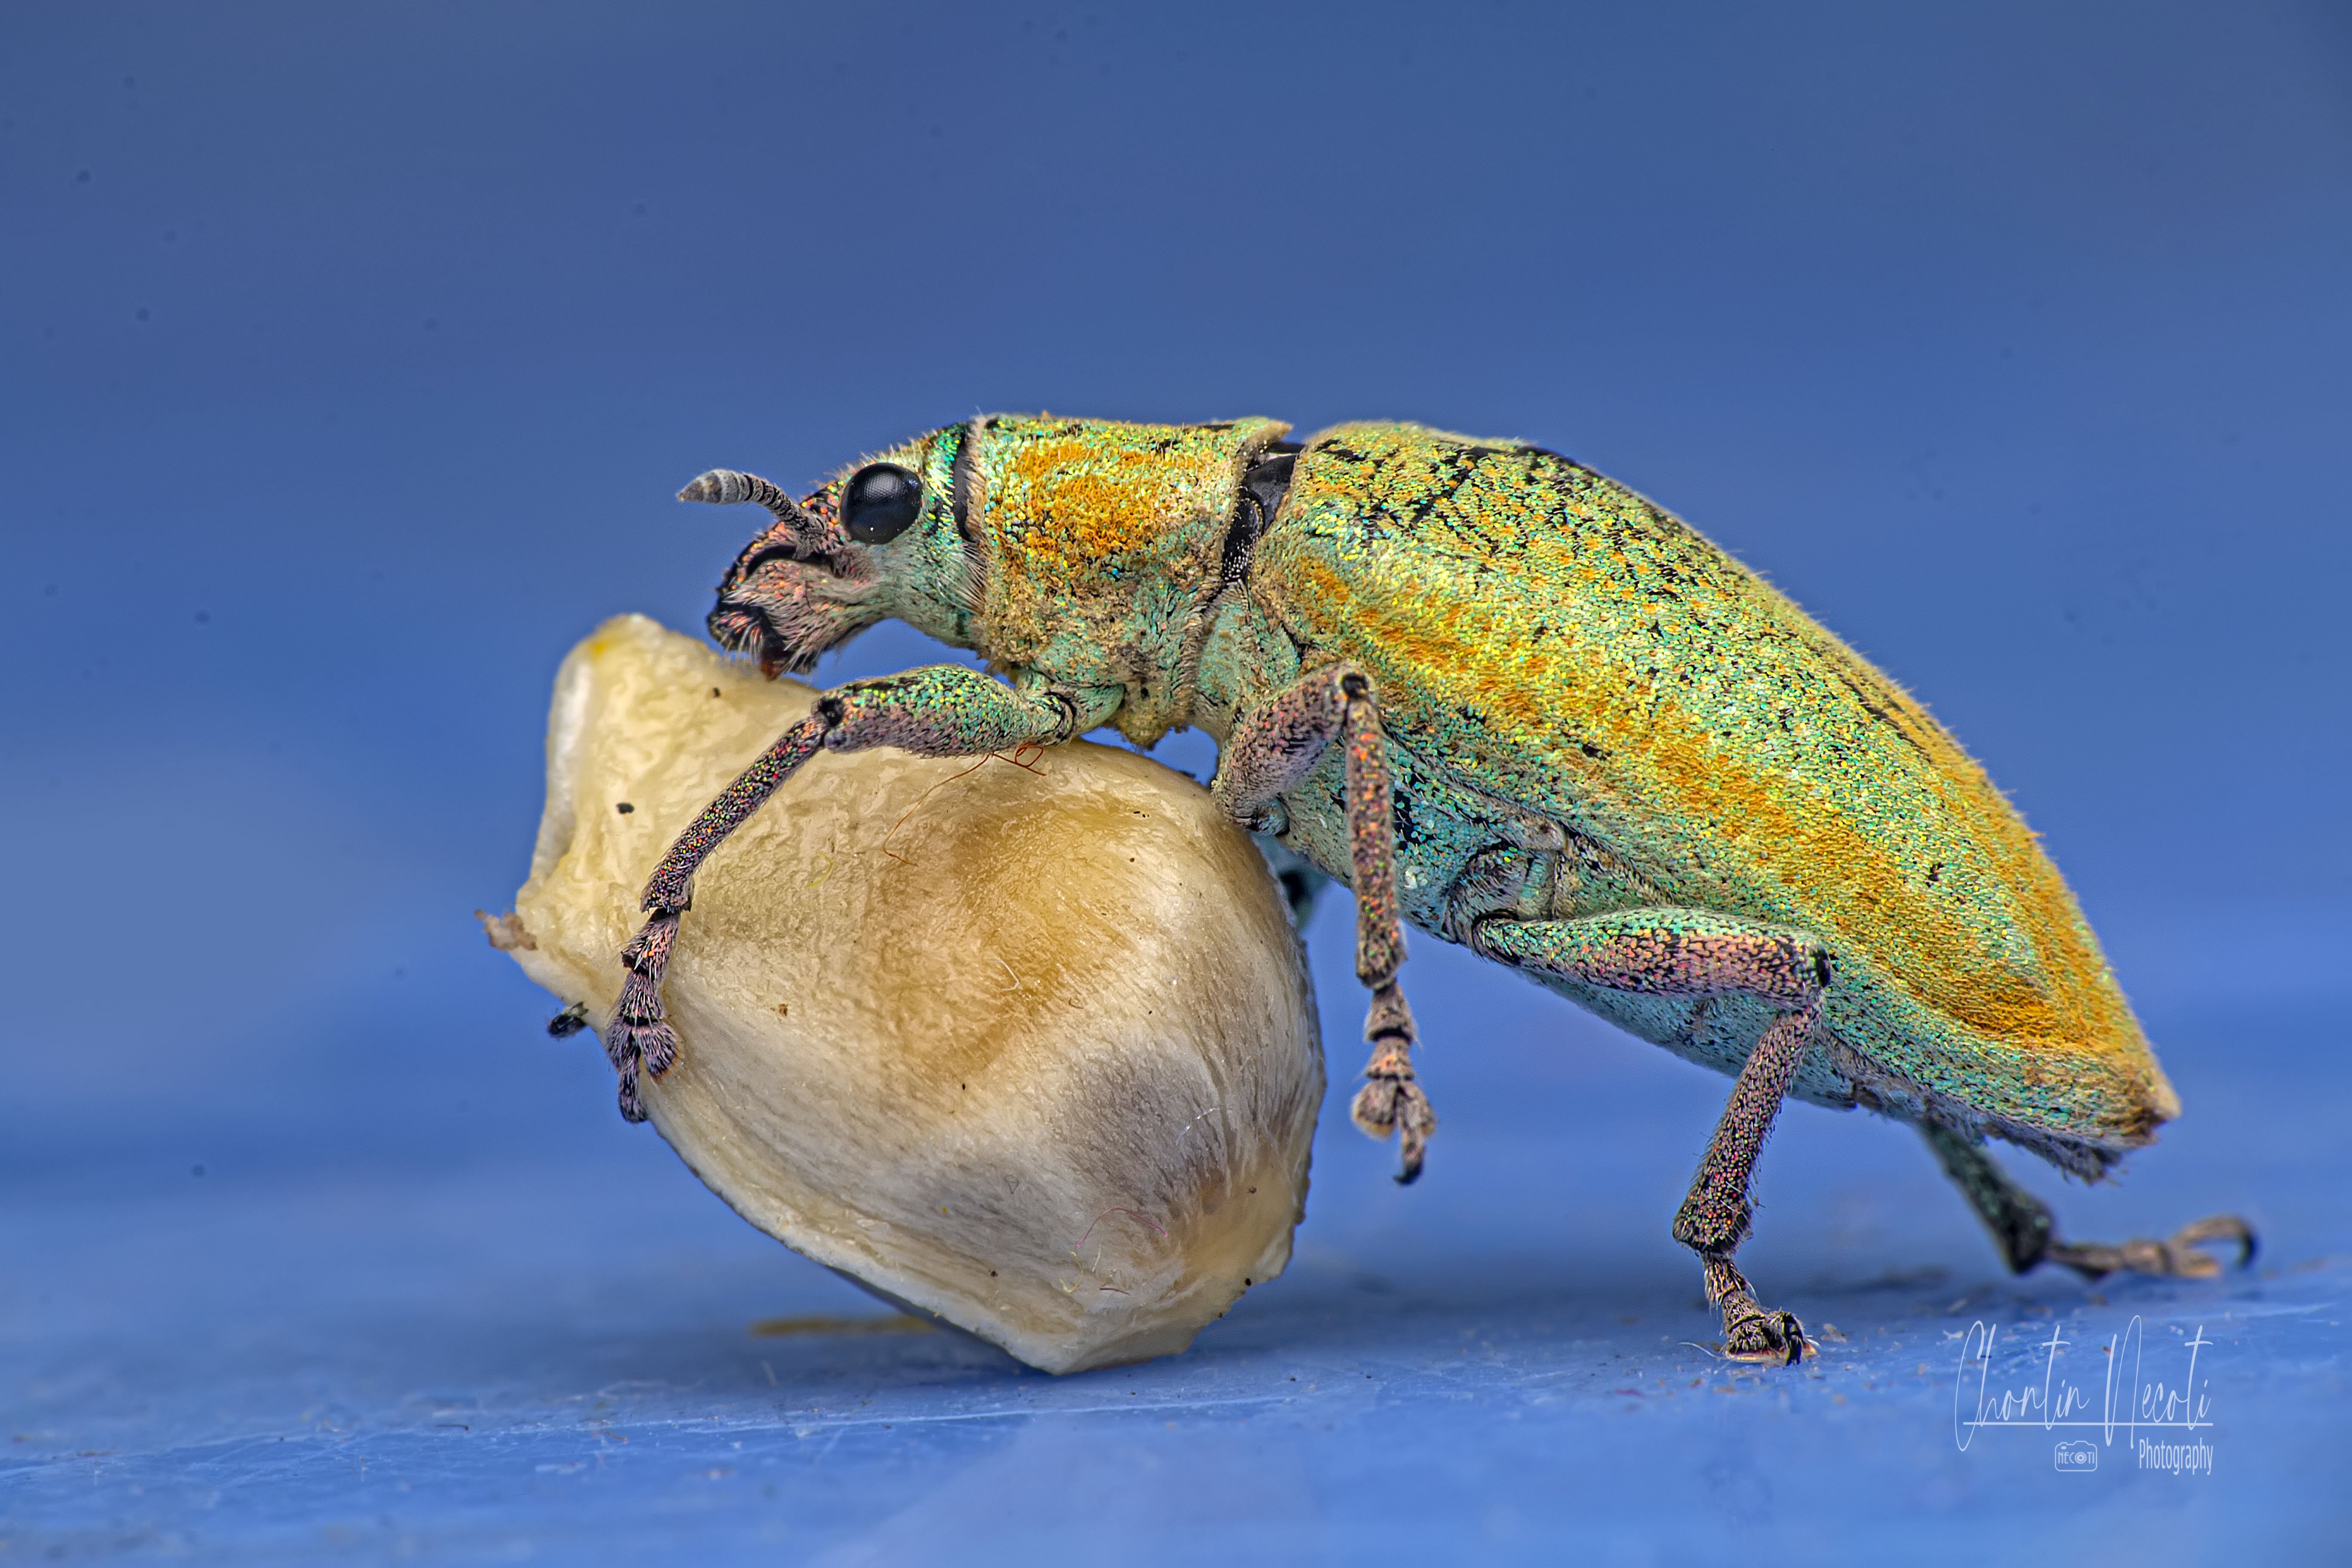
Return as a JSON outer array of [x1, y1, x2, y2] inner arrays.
[[1477, 908, 1831, 1363], [1921, 1123, 2257, 1282], [605, 665, 1116, 1122], [1212, 663, 1434, 1182]]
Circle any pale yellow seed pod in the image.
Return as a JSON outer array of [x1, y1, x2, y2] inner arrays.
[[498, 616, 1323, 1373]]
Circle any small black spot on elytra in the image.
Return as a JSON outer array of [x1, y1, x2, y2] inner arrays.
[[616, 802, 635, 815], [1926, 862, 1944, 884]]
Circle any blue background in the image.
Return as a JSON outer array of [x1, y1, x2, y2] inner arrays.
[[4, 3, 2347, 1562]]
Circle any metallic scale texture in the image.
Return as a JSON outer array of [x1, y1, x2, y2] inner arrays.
[[809, 415, 2170, 1170]]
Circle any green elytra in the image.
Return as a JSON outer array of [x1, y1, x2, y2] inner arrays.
[[605, 413, 2249, 1366]]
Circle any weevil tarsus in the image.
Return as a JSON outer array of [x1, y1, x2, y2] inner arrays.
[[1923, 1122, 2258, 1283], [1478, 908, 1831, 1360], [1211, 662, 1435, 1182], [2048, 1213, 2257, 1282]]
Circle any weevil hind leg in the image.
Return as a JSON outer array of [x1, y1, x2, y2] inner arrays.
[[1922, 1124, 2257, 1282], [1214, 664, 1434, 1182], [1477, 908, 1833, 1363], [1920, 1121, 2054, 1272]]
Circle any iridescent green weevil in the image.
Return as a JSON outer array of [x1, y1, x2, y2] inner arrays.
[[603, 416, 2252, 1363]]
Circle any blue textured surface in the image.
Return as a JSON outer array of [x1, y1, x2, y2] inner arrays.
[[5, 3, 2349, 1562]]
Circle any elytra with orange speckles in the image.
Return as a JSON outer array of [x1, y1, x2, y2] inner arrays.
[[1250, 424, 2171, 1163]]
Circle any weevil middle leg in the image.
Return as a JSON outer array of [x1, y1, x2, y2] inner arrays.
[[1921, 1123, 2256, 1281], [1212, 662, 1435, 1182], [1476, 908, 1833, 1363]]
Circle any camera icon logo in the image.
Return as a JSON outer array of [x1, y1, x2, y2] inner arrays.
[[2053, 1440, 2098, 1472]]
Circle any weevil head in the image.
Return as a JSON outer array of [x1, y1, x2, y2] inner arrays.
[[702, 428, 974, 676], [704, 417, 1291, 726]]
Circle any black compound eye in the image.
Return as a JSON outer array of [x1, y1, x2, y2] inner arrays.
[[843, 463, 924, 544]]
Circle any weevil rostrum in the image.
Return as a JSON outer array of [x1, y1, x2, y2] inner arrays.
[[600, 415, 2252, 1364]]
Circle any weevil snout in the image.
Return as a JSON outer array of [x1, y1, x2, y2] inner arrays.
[[687, 468, 882, 675]]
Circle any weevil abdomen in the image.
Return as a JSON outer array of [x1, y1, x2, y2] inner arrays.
[[1246, 423, 2177, 1169]]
